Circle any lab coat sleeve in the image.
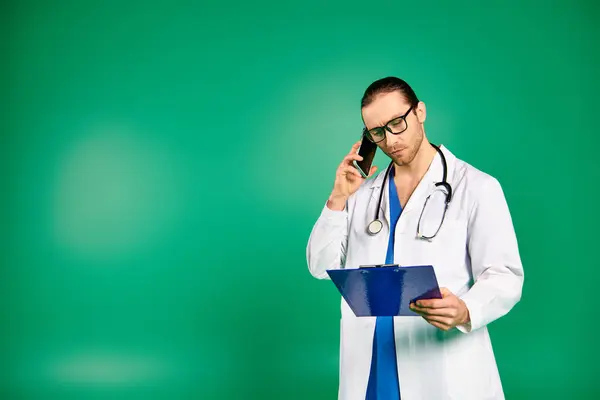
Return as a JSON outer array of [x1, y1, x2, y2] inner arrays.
[[457, 176, 524, 333], [305, 196, 354, 280]]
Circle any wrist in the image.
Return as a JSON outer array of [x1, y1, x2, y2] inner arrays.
[[460, 300, 471, 325], [327, 194, 348, 211]]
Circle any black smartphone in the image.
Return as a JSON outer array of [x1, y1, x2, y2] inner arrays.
[[353, 135, 377, 178]]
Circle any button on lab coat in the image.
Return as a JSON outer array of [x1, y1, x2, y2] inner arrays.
[[306, 145, 524, 400]]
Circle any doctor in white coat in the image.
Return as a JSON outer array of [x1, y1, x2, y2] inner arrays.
[[306, 77, 524, 400]]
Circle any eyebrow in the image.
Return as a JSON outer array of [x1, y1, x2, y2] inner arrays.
[[369, 113, 403, 130]]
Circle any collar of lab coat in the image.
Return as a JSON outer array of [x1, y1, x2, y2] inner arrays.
[[367, 144, 457, 226]]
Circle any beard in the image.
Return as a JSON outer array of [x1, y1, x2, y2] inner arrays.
[[388, 126, 424, 166]]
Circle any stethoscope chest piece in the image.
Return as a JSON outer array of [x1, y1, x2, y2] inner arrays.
[[367, 219, 383, 235]]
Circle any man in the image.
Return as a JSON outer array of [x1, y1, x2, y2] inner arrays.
[[306, 76, 524, 399]]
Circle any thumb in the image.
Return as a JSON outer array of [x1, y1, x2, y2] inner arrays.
[[440, 287, 453, 297], [367, 165, 378, 177]]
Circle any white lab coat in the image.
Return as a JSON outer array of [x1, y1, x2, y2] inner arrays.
[[306, 145, 524, 400]]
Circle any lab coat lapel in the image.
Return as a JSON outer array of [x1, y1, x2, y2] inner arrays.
[[401, 157, 440, 216], [368, 165, 391, 231], [402, 145, 457, 219]]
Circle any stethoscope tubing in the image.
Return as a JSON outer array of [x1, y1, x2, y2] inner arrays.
[[367, 143, 451, 236]]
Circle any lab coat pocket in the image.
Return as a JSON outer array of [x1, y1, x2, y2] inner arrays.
[[338, 315, 374, 400], [442, 329, 498, 399], [434, 217, 467, 258], [396, 217, 469, 293], [432, 218, 469, 287], [407, 218, 467, 266]]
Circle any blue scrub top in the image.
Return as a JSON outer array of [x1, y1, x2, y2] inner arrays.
[[366, 166, 402, 400]]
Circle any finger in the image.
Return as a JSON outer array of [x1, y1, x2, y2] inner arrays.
[[440, 287, 453, 297], [414, 298, 451, 309], [424, 314, 453, 324], [411, 306, 457, 318], [340, 166, 363, 179], [342, 153, 363, 165], [347, 140, 361, 156], [424, 316, 453, 331], [367, 165, 378, 177]]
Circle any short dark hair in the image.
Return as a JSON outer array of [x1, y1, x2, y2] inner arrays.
[[360, 76, 419, 109]]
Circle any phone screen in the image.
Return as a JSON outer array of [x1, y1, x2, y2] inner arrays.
[[353, 136, 377, 178]]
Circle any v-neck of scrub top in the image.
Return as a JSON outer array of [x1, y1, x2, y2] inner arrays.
[[366, 165, 402, 400], [386, 167, 402, 256]]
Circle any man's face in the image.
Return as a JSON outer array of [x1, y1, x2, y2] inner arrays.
[[361, 91, 426, 166]]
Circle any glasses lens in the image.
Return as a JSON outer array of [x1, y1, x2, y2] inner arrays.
[[387, 117, 407, 134], [366, 128, 385, 142]]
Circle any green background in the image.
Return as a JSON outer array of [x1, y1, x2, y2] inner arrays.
[[2, 1, 598, 398]]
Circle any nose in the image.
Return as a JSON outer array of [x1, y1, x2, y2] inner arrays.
[[385, 130, 397, 148]]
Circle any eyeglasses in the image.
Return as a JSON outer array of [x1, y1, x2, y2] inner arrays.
[[363, 105, 414, 143]]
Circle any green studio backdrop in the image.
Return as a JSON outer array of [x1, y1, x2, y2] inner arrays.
[[2, 1, 599, 399]]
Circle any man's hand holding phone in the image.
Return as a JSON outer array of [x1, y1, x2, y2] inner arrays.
[[327, 140, 378, 211]]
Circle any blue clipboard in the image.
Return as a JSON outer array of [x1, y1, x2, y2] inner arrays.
[[326, 264, 442, 317]]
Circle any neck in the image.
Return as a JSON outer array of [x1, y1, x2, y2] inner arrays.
[[393, 140, 437, 182]]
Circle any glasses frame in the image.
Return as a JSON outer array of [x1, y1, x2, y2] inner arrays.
[[363, 105, 415, 143]]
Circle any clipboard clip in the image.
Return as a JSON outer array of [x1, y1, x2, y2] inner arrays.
[[359, 264, 400, 269]]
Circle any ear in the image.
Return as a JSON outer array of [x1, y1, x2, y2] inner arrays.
[[415, 101, 427, 124]]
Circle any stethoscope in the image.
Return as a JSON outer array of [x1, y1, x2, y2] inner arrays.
[[367, 143, 453, 240]]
